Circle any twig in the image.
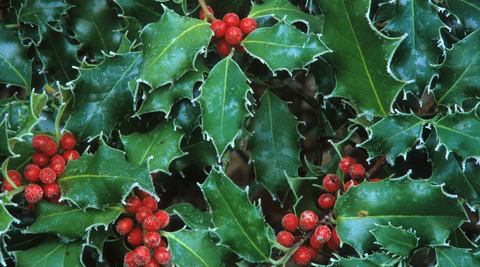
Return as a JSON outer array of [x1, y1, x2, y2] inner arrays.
[[365, 155, 386, 179], [198, 0, 216, 21]]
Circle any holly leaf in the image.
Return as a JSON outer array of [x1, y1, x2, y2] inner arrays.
[[26, 201, 124, 240], [165, 229, 235, 267], [64, 52, 142, 142], [435, 246, 480, 266], [446, 0, 480, 33], [325, 252, 399, 267], [57, 138, 154, 209], [447, 227, 478, 249], [0, 118, 13, 157], [0, 196, 19, 235], [67, 0, 124, 58], [316, 0, 406, 117], [434, 29, 480, 107], [286, 176, 320, 215], [433, 109, 480, 161], [13, 235, 84, 267], [86, 225, 114, 258], [381, 0, 445, 96], [248, 0, 324, 34], [170, 99, 202, 140], [242, 21, 329, 75], [200, 169, 273, 262], [120, 120, 185, 174], [370, 223, 418, 256], [197, 56, 252, 157], [0, 22, 32, 91], [247, 90, 303, 202], [335, 176, 468, 254], [171, 127, 217, 172], [137, 7, 211, 89], [359, 113, 425, 164], [165, 203, 213, 231], [18, 0, 72, 25], [115, 0, 164, 26]]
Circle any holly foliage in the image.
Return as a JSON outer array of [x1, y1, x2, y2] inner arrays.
[[0, 0, 479, 266]]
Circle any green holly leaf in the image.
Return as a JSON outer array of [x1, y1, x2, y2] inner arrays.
[[67, 0, 124, 58], [434, 29, 480, 107], [0, 196, 18, 235], [165, 203, 213, 230], [58, 138, 154, 209], [18, 0, 72, 25], [13, 235, 84, 267], [248, 0, 324, 34], [171, 127, 217, 172], [433, 109, 480, 161], [447, 227, 477, 249], [316, 0, 406, 117], [0, 22, 32, 91], [0, 118, 13, 157], [171, 99, 201, 140], [446, 0, 480, 33], [120, 120, 185, 173], [137, 7, 211, 89], [114, 0, 164, 26], [197, 56, 252, 157], [381, 0, 445, 96], [200, 169, 273, 263], [86, 226, 114, 258], [286, 176, 320, 215], [435, 246, 480, 266], [335, 176, 468, 254], [64, 52, 142, 142], [359, 113, 425, 164], [247, 91, 302, 202], [242, 21, 329, 75], [370, 223, 418, 256], [165, 229, 234, 267], [26, 201, 123, 240], [325, 252, 399, 267]]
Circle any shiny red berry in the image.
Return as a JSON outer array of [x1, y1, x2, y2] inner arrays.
[[235, 43, 247, 54], [143, 215, 162, 232], [199, 6, 213, 22], [153, 247, 171, 265], [135, 188, 151, 200], [50, 162, 65, 177], [225, 26, 242, 45], [144, 231, 161, 248], [41, 140, 57, 156], [32, 152, 50, 168], [24, 184, 43, 203], [2, 175, 21, 192], [318, 193, 336, 209], [154, 210, 170, 229], [116, 217, 134, 236], [24, 164, 41, 182], [239, 17, 257, 35], [281, 213, 299, 232], [339, 156, 356, 174], [216, 38, 232, 56], [50, 155, 66, 165], [126, 196, 142, 214], [6, 170, 21, 182], [305, 245, 318, 261], [299, 210, 318, 230], [327, 238, 340, 250], [370, 178, 382, 182], [210, 19, 227, 38], [276, 231, 294, 247], [292, 246, 311, 265], [31, 134, 52, 152], [323, 174, 341, 192], [127, 227, 143, 246], [43, 182, 60, 198], [142, 196, 158, 212], [344, 180, 360, 191], [60, 132, 77, 150], [144, 258, 160, 267], [135, 206, 153, 224], [133, 246, 151, 265], [314, 225, 332, 243], [349, 163, 365, 180], [332, 227, 340, 245], [223, 13, 239, 27], [124, 251, 139, 267], [63, 149, 80, 163], [310, 234, 325, 249], [39, 168, 56, 184]]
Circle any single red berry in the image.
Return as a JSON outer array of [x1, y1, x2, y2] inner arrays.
[[318, 193, 336, 209], [50, 162, 65, 178], [24, 164, 41, 182], [124, 251, 139, 267], [126, 196, 142, 214], [28, 202, 35, 212], [332, 227, 340, 245], [6, 170, 21, 182], [281, 213, 299, 232], [239, 17, 257, 35], [154, 210, 170, 229], [142, 196, 158, 212], [31, 152, 50, 168], [24, 184, 43, 203], [309, 234, 325, 249], [299, 210, 318, 230], [314, 225, 332, 243], [349, 163, 365, 180], [39, 168, 56, 184], [144, 231, 161, 248], [370, 178, 382, 182], [40, 140, 57, 156], [135, 188, 151, 200], [47, 195, 63, 204], [327, 238, 340, 250], [216, 38, 232, 56], [158, 238, 167, 248], [224, 26, 242, 45], [305, 245, 318, 261], [210, 19, 227, 38], [292, 246, 311, 265], [153, 247, 171, 265], [31, 134, 52, 152], [223, 13, 240, 27], [276, 231, 294, 247], [199, 6, 213, 22], [144, 258, 160, 267], [116, 217, 134, 236], [133, 245, 151, 265], [339, 156, 356, 174], [127, 227, 143, 246], [1, 176, 21, 192], [59, 132, 76, 150], [344, 180, 360, 191], [235, 43, 247, 54], [63, 149, 80, 163], [143, 215, 162, 232], [323, 174, 341, 192], [136, 206, 153, 224], [50, 155, 66, 165], [43, 182, 60, 199]]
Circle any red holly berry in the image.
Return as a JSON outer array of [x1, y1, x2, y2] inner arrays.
[[309, 233, 325, 249], [305, 245, 318, 261], [331, 227, 340, 245], [24, 164, 41, 182], [235, 43, 247, 54], [126, 196, 142, 214], [6, 170, 21, 182], [135, 188, 151, 200], [344, 180, 360, 191], [47, 195, 63, 204], [223, 13, 240, 27], [314, 225, 332, 243], [292, 246, 311, 265], [153, 247, 171, 265], [144, 258, 160, 267], [142, 196, 158, 212], [63, 149, 80, 163], [127, 227, 143, 246], [133, 246, 151, 265], [50, 162, 65, 178], [2, 175, 21, 192], [39, 168, 56, 184], [116, 217, 134, 236], [299, 210, 318, 230], [28, 202, 35, 213], [50, 155, 66, 165], [323, 174, 341, 192], [281, 213, 299, 232], [224, 26, 242, 45], [32, 152, 50, 168], [318, 193, 336, 209], [199, 6, 213, 22], [31, 134, 52, 152], [144, 231, 161, 248], [349, 163, 365, 180], [124, 251, 139, 267], [216, 38, 232, 56], [143, 215, 162, 232], [59, 132, 77, 150], [24, 184, 43, 203], [276, 231, 294, 247], [154, 210, 170, 229], [370, 178, 382, 182], [239, 17, 257, 35], [339, 156, 356, 174], [41, 140, 57, 156], [135, 206, 153, 224], [210, 19, 227, 38], [43, 182, 60, 199], [326, 238, 340, 250]]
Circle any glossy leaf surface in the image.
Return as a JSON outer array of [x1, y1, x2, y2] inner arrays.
[[0, 196, 18, 235], [435, 246, 480, 266], [165, 203, 213, 231], [0, 118, 13, 157], [18, 0, 72, 24], [326, 253, 398, 267], [370, 224, 418, 256], [446, 0, 480, 33], [171, 128, 217, 172], [115, 0, 164, 26], [0, 23, 31, 91], [287, 176, 320, 214]]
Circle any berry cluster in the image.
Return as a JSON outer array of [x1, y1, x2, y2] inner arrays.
[[2, 133, 80, 210], [118, 190, 172, 267], [201, 6, 257, 56], [340, 156, 381, 191]]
